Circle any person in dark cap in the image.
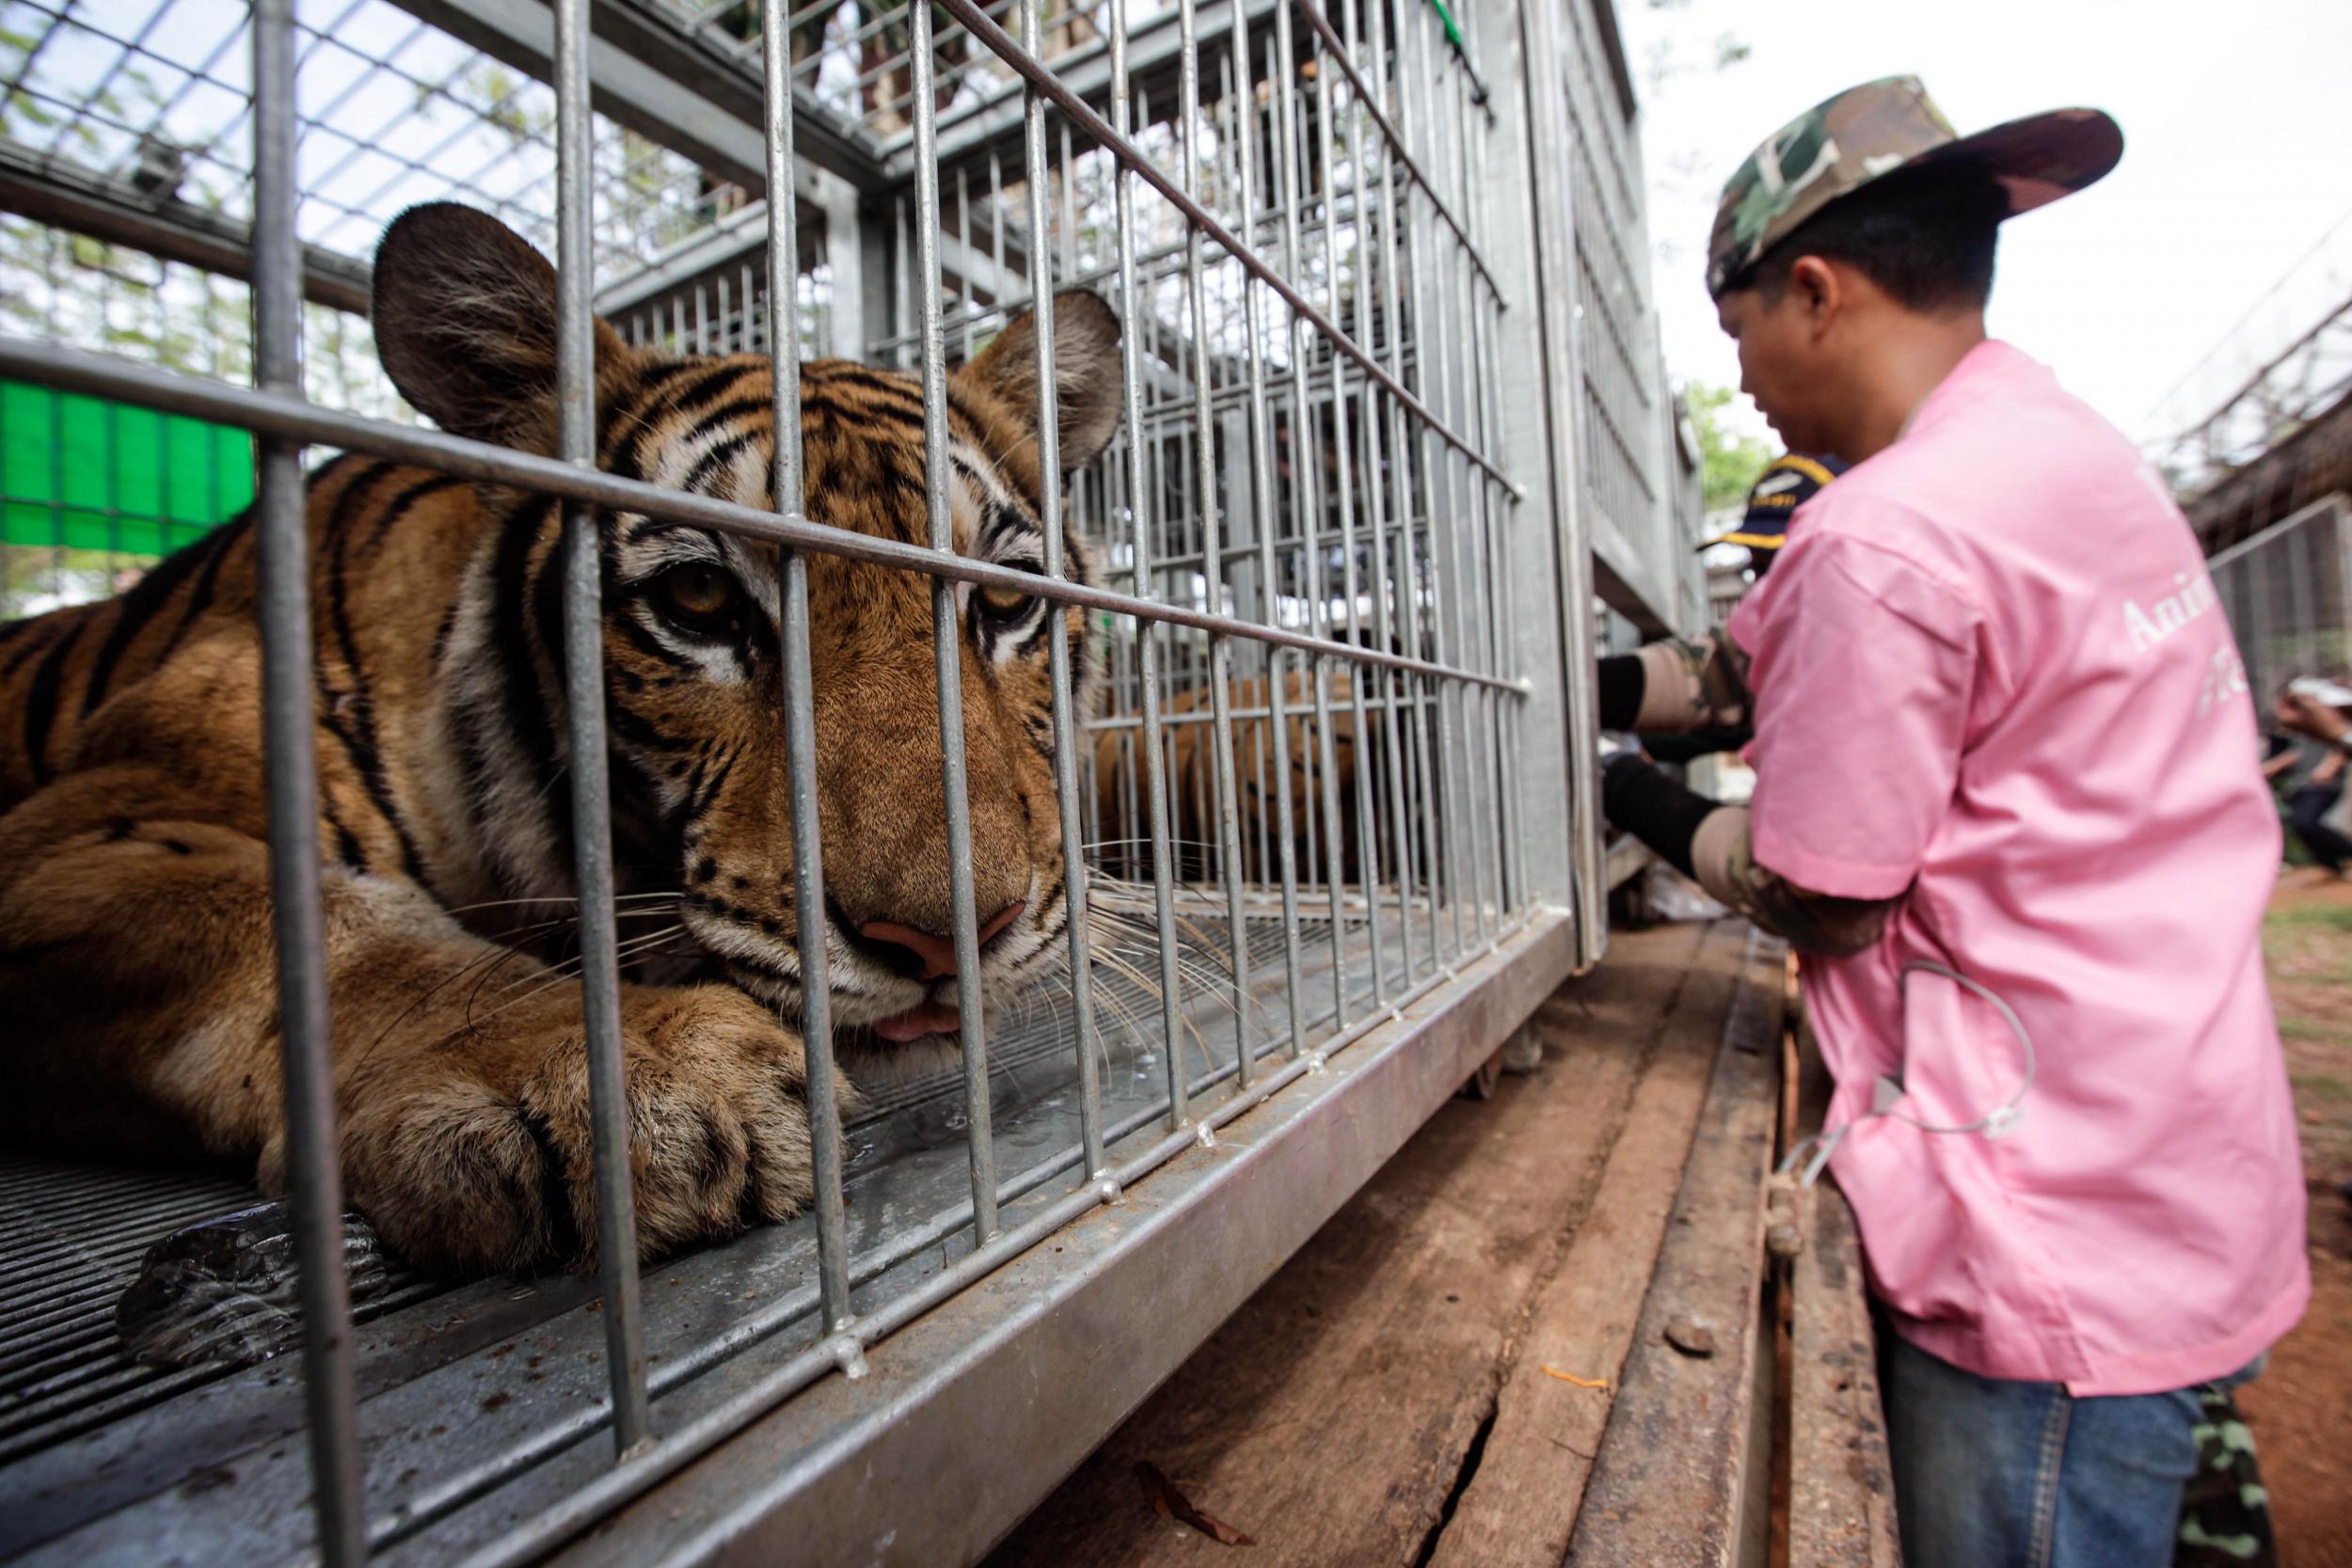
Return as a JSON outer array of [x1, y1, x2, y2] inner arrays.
[[1596, 76, 2297, 1568], [1706, 451, 1846, 578], [1590, 453, 1842, 758]]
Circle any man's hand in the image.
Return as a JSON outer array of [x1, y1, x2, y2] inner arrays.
[[1621, 632, 1753, 734], [1741, 873, 1897, 958], [1603, 753, 1899, 957]]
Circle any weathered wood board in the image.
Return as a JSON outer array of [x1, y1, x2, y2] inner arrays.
[[986, 920, 1779, 1567]]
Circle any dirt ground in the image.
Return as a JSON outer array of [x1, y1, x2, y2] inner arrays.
[[2241, 869, 2352, 1568]]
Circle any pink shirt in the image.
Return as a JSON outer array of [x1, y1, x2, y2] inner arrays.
[[1726, 341, 2308, 1396]]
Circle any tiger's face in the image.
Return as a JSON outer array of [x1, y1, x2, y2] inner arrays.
[[373, 204, 1123, 1052]]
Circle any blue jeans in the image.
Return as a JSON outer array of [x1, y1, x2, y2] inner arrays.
[[2289, 783, 2352, 871], [1883, 1332, 2262, 1568]]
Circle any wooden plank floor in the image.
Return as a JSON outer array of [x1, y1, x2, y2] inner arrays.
[[984, 920, 1780, 1568]]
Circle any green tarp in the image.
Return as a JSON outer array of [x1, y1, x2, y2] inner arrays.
[[0, 378, 252, 557]]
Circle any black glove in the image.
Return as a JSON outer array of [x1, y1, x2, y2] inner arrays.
[[1637, 724, 1753, 764], [1600, 752, 1719, 879]]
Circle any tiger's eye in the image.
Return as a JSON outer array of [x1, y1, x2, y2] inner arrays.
[[977, 583, 1031, 620], [661, 564, 733, 622]]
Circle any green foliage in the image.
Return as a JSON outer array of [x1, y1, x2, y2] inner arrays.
[[1682, 382, 1772, 513]]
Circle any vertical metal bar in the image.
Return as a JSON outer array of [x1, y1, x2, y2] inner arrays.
[[1020, 0, 1107, 1182], [1178, 0, 1252, 1085], [1345, 0, 1411, 991], [987, 146, 1006, 327], [894, 195, 913, 368], [1405, 5, 1463, 956], [1110, 0, 1188, 1126], [1233, 0, 1304, 1059], [1447, 50, 1499, 944], [1359, 0, 1429, 983], [1360, 380, 1418, 988], [1059, 121, 1079, 280], [1399, 3, 1471, 959], [553, 0, 653, 1457], [1423, 15, 1482, 949], [824, 180, 868, 360], [1321, 4, 1387, 1003], [911, 0, 1000, 1241], [956, 164, 975, 358], [2288, 509, 2313, 673], [1291, 10, 1352, 1031], [759, 0, 852, 1338], [2335, 501, 2352, 684], [252, 2, 363, 1559], [1470, 81, 1524, 914], [1516, 0, 1604, 954]]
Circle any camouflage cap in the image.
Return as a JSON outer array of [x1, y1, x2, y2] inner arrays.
[[1706, 76, 2123, 299]]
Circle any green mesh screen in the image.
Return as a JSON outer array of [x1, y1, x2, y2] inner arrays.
[[0, 378, 254, 555]]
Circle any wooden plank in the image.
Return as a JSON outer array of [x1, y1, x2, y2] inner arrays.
[[1429, 924, 1771, 1568], [1563, 930, 1784, 1568], [1787, 1181, 1902, 1567], [983, 921, 1734, 1568]]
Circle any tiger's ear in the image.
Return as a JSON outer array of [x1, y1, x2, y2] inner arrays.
[[372, 202, 628, 451], [955, 290, 1124, 472]]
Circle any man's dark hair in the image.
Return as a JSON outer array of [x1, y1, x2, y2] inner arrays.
[[1746, 165, 2010, 313]]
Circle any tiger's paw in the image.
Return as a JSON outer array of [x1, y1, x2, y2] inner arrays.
[[289, 985, 829, 1276]]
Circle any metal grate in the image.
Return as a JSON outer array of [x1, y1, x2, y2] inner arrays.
[[0, 0, 1694, 1559], [0, 1160, 447, 1471]]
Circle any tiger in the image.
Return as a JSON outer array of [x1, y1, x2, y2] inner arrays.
[[1089, 668, 1360, 887], [0, 202, 1125, 1277]]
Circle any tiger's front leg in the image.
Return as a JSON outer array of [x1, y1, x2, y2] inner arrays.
[[0, 766, 821, 1275]]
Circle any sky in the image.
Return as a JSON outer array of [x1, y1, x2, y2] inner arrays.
[[1610, 0, 2352, 446]]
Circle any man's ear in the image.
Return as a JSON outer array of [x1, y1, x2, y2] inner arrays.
[[1788, 254, 1843, 340], [372, 202, 628, 451], [954, 290, 1125, 471]]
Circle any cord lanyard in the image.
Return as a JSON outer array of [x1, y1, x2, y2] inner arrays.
[[1779, 959, 2037, 1189]]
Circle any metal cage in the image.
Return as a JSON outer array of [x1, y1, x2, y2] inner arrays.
[[2209, 492, 2352, 705], [0, 0, 1696, 1560]]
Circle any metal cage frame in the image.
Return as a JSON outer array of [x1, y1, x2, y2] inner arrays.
[[0, 0, 1701, 1560]]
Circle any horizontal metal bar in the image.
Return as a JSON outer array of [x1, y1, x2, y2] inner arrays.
[[0, 138, 373, 315], [1085, 691, 1438, 731], [928, 0, 1521, 497], [1286, 0, 1501, 306], [0, 338, 1527, 692]]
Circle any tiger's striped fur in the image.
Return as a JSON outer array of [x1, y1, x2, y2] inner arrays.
[[0, 204, 1123, 1275]]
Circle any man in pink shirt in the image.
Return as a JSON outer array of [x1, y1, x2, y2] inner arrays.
[[1600, 78, 2307, 1568]]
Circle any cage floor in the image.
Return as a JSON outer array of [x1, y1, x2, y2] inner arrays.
[[0, 895, 1486, 1562]]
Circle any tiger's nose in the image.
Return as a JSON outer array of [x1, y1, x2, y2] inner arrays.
[[858, 901, 1025, 981]]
